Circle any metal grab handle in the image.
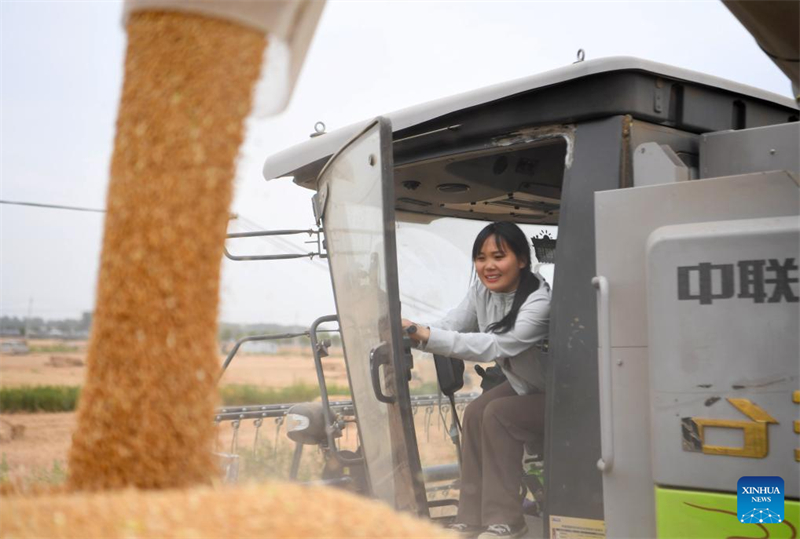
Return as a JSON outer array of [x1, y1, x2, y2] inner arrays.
[[592, 276, 614, 473], [223, 228, 325, 261], [308, 314, 361, 466], [369, 342, 395, 404]]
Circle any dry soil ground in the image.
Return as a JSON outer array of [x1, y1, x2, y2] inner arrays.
[[0, 339, 473, 487]]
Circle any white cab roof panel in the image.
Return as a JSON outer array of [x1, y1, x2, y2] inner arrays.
[[263, 56, 797, 183]]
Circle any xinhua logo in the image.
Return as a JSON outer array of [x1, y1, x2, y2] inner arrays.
[[738, 476, 784, 523]]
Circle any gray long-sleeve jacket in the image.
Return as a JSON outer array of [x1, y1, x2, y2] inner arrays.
[[418, 275, 551, 395]]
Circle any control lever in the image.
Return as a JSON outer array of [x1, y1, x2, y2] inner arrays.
[[401, 335, 414, 382]]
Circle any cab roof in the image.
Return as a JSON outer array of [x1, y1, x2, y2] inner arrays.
[[263, 56, 798, 188]]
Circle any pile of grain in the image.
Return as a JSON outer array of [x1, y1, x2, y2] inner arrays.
[[0, 483, 453, 538]]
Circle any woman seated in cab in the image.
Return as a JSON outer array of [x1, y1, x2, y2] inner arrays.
[[403, 221, 550, 539]]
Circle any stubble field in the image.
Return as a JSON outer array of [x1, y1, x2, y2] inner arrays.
[[0, 339, 475, 490]]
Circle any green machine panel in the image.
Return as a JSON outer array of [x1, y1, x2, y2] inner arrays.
[[657, 487, 799, 539]]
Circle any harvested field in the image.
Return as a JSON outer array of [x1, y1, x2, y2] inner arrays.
[[0, 353, 87, 388], [219, 350, 350, 388], [0, 343, 345, 389], [0, 412, 75, 485], [0, 339, 476, 488]]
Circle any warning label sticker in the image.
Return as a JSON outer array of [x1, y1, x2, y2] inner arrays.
[[549, 515, 606, 539]]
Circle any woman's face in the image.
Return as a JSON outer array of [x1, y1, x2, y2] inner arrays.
[[474, 235, 526, 293]]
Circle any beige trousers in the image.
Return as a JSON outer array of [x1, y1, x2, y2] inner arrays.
[[455, 381, 545, 526]]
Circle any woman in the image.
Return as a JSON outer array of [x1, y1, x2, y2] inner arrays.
[[402, 221, 550, 539]]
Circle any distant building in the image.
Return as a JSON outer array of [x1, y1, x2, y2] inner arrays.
[[0, 327, 22, 337], [221, 340, 279, 355]]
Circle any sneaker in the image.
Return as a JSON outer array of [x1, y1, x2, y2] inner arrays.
[[446, 522, 485, 538], [477, 522, 528, 539]]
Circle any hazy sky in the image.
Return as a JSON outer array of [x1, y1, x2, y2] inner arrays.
[[0, 0, 794, 326]]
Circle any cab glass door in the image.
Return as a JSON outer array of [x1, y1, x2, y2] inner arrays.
[[319, 118, 427, 515]]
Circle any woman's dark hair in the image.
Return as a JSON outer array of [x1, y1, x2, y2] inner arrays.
[[471, 221, 539, 334]]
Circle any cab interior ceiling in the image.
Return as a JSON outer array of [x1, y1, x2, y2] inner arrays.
[[394, 137, 566, 225]]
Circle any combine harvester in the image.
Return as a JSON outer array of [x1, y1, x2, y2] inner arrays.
[[218, 2, 799, 537]]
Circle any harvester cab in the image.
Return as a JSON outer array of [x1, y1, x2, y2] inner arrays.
[[226, 56, 800, 537]]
